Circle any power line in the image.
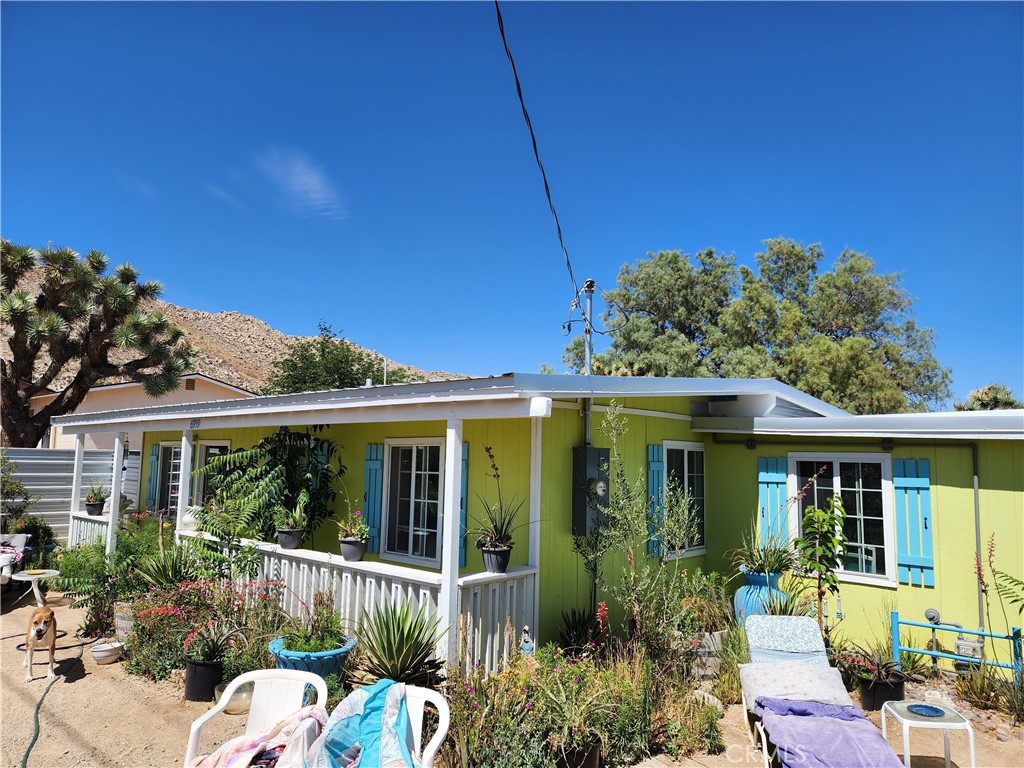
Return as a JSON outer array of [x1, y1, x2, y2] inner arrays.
[[493, 0, 580, 302]]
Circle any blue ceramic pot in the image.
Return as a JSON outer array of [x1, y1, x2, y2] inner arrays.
[[268, 635, 357, 679], [733, 570, 784, 622]]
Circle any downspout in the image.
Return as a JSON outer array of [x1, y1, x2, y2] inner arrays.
[[710, 433, 985, 630]]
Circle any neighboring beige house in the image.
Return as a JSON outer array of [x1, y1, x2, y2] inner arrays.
[[29, 374, 254, 510], [31, 373, 255, 452]]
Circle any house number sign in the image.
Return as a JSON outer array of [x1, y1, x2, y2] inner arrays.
[[189, 419, 201, 429]]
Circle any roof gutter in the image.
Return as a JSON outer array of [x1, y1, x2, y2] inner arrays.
[[710, 432, 985, 632]]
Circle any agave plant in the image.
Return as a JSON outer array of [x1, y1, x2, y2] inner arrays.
[[352, 599, 445, 688]]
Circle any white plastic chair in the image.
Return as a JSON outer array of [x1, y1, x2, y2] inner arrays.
[[183, 669, 328, 768], [404, 685, 450, 768]]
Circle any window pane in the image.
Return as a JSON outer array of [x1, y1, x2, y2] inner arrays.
[[666, 449, 685, 484], [688, 451, 703, 475], [863, 517, 885, 546], [861, 462, 882, 489], [862, 490, 883, 518]]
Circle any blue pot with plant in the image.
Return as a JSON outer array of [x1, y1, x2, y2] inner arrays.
[[730, 525, 793, 621], [269, 590, 356, 679]]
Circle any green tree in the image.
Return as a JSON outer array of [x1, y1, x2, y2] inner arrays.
[[1, 240, 195, 447], [954, 383, 1024, 411], [264, 321, 415, 394], [564, 239, 952, 413]]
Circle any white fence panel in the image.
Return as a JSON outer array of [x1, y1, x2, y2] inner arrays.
[[459, 567, 538, 674], [2, 447, 140, 542], [176, 533, 537, 675], [67, 512, 112, 548]]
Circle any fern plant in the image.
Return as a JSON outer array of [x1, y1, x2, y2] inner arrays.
[[194, 426, 343, 541]]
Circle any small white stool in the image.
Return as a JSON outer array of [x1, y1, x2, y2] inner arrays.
[[881, 700, 975, 768]]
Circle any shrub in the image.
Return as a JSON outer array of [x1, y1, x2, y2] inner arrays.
[[353, 598, 444, 688], [711, 623, 748, 705]]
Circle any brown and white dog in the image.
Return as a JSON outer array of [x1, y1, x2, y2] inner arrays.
[[24, 606, 57, 682]]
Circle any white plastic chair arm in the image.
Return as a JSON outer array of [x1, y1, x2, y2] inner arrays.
[[419, 701, 450, 768], [183, 697, 232, 768]]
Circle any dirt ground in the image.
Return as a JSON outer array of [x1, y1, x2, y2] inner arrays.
[[2, 593, 1021, 768]]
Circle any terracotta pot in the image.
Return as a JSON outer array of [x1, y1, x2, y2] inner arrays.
[[339, 538, 366, 562], [482, 546, 511, 574]]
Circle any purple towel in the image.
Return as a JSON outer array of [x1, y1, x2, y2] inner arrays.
[[756, 696, 903, 768]]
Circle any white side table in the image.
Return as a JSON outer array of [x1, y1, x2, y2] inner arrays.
[[11, 569, 61, 607], [881, 700, 975, 768]]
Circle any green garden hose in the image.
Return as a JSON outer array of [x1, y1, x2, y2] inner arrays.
[[20, 635, 86, 768]]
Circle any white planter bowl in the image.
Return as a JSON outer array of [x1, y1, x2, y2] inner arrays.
[[91, 641, 124, 665]]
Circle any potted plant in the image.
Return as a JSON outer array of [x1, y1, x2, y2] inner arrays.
[[852, 641, 919, 711], [273, 498, 306, 550], [680, 568, 733, 677], [85, 480, 110, 516], [268, 590, 356, 679], [729, 524, 795, 621], [336, 504, 370, 562], [537, 671, 612, 768], [183, 620, 246, 702], [473, 445, 526, 574]]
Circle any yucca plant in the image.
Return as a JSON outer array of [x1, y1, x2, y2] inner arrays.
[[352, 599, 445, 688], [136, 547, 197, 588]]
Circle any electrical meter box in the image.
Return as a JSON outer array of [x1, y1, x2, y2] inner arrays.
[[955, 637, 983, 670], [572, 446, 609, 536]]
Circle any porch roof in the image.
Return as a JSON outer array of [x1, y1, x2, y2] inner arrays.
[[691, 409, 1024, 440], [50, 372, 845, 434]]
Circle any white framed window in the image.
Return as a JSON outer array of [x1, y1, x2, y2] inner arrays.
[[381, 438, 445, 566], [156, 442, 183, 511], [787, 452, 896, 587], [192, 440, 231, 504], [663, 440, 705, 559]]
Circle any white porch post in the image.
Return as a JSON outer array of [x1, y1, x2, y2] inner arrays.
[[529, 416, 543, 635], [105, 432, 126, 557], [438, 416, 464, 664], [68, 433, 85, 527], [176, 430, 195, 539]]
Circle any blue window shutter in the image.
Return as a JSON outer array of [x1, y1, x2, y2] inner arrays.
[[145, 444, 160, 509], [364, 444, 384, 554], [647, 444, 664, 558], [894, 459, 934, 587], [757, 457, 787, 546], [460, 442, 469, 567]]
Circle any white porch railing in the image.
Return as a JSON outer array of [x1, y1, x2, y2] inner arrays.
[[459, 566, 539, 673], [68, 512, 112, 548], [178, 532, 537, 674]]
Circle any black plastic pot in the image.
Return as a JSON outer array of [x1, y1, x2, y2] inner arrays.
[[276, 528, 305, 550], [339, 538, 366, 562], [482, 546, 512, 574], [85, 502, 105, 516], [858, 678, 905, 711], [555, 742, 601, 768], [185, 658, 223, 702]]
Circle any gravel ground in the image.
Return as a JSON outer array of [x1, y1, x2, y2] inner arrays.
[[2, 592, 1020, 768], [1, 593, 236, 768]]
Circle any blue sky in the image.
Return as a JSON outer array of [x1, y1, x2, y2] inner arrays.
[[3, 1, 1021, 404]]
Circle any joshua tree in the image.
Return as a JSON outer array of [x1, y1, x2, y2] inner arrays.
[[1, 240, 195, 447], [954, 383, 1024, 411]]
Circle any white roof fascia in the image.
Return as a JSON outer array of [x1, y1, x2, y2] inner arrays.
[[691, 410, 1024, 441], [54, 392, 551, 434], [510, 373, 848, 417]]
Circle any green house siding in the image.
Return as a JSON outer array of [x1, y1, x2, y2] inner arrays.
[[138, 401, 1022, 651], [705, 437, 1024, 644]]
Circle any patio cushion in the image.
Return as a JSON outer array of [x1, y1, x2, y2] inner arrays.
[[740, 662, 853, 709], [745, 615, 830, 666]]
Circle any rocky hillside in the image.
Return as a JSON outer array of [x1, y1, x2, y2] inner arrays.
[[150, 299, 461, 393], [6, 268, 463, 392]]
